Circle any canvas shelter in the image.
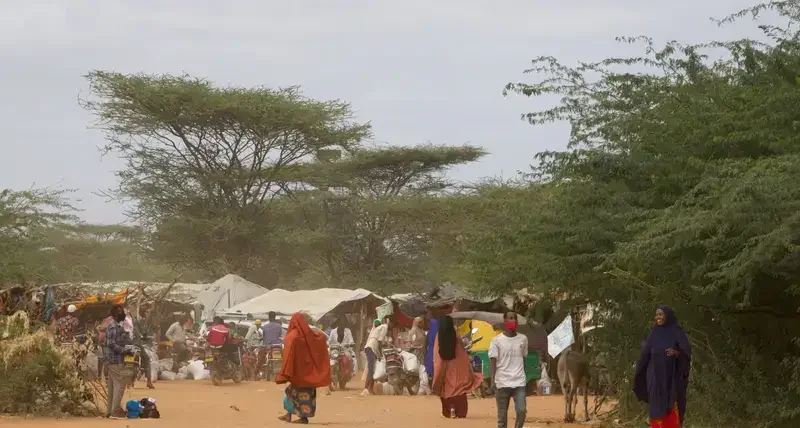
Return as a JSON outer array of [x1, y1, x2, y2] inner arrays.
[[194, 274, 268, 320], [218, 287, 383, 323]]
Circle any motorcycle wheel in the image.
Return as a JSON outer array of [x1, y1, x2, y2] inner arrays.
[[339, 379, 347, 390], [406, 379, 419, 396], [388, 374, 404, 396], [211, 370, 224, 386], [232, 368, 244, 384]]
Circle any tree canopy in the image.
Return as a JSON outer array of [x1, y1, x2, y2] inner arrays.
[[443, 2, 800, 426]]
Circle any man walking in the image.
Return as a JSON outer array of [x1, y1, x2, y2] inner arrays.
[[105, 304, 133, 419], [490, 311, 528, 428]]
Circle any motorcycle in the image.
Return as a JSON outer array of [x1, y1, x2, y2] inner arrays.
[[328, 343, 354, 390], [129, 338, 156, 386], [262, 344, 283, 381], [123, 345, 143, 384], [384, 348, 420, 396], [241, 345, 261, 381], [204, 344, 244, 386]]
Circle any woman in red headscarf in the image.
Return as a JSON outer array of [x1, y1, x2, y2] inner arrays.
[[277, 312, 331, 424]]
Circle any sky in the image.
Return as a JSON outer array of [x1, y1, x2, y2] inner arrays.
[[0, 0, 765, 224]]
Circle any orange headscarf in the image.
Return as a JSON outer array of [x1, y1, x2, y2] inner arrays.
[[277, 313, 331, 388]]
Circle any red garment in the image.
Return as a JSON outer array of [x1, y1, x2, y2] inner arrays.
[[432, 336, 483, 398], [650, 404, 680, 428], [278, 313, 331, 388], [207, 324, 230, 347], [440, 394, 468, 418]]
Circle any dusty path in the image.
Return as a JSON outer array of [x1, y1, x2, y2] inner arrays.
[[2, 378, 605, 428]]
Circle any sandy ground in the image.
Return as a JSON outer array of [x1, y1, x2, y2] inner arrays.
[[2, 377, 605, 428]]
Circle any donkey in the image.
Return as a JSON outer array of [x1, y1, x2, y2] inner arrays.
[[557, 346, 590, 423]]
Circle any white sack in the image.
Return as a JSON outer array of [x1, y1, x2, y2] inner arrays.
[[400, 351, 418, 372], [159, 371, 176, 381], [372, 359, 386, 380], [187, 360, 206, 381], [418, 364, 430, 395]]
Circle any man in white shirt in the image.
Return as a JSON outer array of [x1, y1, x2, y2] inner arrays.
[[362, 316, 391, 395], [165, 314, 189, 367], [489, 311, 528, 428], [244, 319, 264, 348]]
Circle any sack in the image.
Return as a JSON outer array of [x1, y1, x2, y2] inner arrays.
[[140, 398, 160, 419], [400, 351, 418, 372], [372, 359, 386, 380], [159, 371, 176, 381], [158, 358, 173, 373], [417, 365, 430, 395], [187, 360, 206, 380], [125, 400, 142, 419]]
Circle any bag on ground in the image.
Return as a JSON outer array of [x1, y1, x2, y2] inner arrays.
[[187, 360, 206, 380]]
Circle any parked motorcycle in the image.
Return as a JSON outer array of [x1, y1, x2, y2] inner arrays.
[[205, 345, 244, 386], [123, 345, 143, 383], [129, 338, 156, 385], [262, 344, 283, 381], [240, 347, 256, 380], [329, 343, 354, 390], [384, 348, 420, 396]]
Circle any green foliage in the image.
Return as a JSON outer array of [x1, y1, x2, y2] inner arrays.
[[0, 315, 94, 416], [0, 188, 76, 284], [270, 144, 486, 292], [82, 71, 372, 279], [444, 2, 800, 426]]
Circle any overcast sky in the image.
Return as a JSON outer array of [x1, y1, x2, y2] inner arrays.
[[1, 0, 763, 224]]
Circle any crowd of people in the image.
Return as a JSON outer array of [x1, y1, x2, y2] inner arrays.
[[51, 301, 691, 427]]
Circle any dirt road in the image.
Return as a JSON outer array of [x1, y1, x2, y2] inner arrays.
[[2, 379, 604, 428]]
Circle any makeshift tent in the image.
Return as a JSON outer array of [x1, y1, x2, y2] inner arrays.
[[218, 288, 383, 323], [385, 284, 509, 328], [195, 274, 267, 320]]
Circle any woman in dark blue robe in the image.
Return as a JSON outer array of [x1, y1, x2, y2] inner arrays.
[[634, 305, 691, 427], [424, 317, 439, 379]]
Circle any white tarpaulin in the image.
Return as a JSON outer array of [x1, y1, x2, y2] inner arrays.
[[196, 274, 268, 320], [218, 288, 382, 322], [547, 315, 575, 358]]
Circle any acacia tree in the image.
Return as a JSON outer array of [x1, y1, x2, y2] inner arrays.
[[82, 72, 371, 280], [453, 2, 800, 426], [273, 144, 486, 292], [0, 188, 75, 285]]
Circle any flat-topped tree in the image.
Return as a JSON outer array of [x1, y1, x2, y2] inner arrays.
[[82, 71, 371, 278]]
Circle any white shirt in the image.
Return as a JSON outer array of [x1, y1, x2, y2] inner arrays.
[[365, 324, 388, 353], [489, 333, 528, 389], [165, 321, 187, 343], [245, 324, 264, 346], [328, 328, 355, 346]]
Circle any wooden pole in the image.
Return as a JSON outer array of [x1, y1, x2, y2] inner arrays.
[[358, 300, 366, 370]]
